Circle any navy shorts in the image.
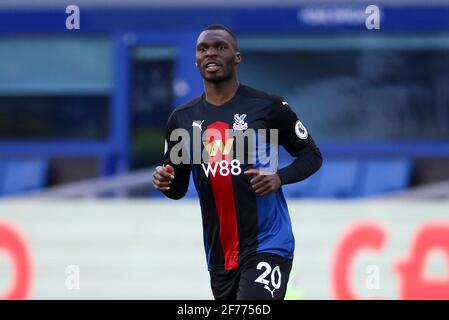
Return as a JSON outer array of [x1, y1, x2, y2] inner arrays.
[[209, 252, 293, 300]]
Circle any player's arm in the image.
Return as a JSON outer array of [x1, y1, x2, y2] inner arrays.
[[152, 112, 191, 200], [274, 99, 323, 185], [244, 99, 322, 196]]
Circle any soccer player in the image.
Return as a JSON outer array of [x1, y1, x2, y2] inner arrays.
[[152, 24, 322, 300]]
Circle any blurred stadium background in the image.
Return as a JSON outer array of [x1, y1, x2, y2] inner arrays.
[[1, 0, 449, 299]]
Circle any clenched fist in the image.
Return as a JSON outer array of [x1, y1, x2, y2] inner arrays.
[[152, 164, 175, 191], [244, 169, 281, 196]]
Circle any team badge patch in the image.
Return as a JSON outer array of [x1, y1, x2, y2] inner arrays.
[[294, 120, 308, 139], [233, 113, 248, 131]]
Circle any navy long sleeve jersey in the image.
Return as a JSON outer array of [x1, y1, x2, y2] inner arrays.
[[162, 84, 322, 271]]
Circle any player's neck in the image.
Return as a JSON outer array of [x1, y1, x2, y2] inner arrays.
[[203, 78, 239, 106]]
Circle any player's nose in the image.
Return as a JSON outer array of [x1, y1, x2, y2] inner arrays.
[[205, 47, 218, 57]]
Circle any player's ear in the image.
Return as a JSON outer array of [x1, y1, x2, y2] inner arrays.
[[235, 51, 241, 65]]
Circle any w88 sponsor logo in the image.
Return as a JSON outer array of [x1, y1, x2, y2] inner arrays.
[[201, 159, 241, 177]]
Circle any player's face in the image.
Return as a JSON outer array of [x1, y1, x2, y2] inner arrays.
[[195, 30, 241, 83]]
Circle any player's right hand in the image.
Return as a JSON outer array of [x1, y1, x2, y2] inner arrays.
[[152, 164, 175, 191]]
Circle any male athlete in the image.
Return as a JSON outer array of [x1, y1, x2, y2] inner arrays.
[[152, 24, 322, 300]]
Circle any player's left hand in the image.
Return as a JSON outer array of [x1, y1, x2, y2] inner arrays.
[[244, 169, 281, 196]]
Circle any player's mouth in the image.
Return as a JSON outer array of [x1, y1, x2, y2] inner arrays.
[[204, 61, 222, 73]]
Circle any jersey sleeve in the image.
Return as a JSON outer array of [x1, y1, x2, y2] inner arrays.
[[161, 111, 192, 200], [272, 99, 323, 185]]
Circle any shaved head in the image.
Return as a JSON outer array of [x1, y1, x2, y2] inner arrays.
[[201, 24, 238, 50]]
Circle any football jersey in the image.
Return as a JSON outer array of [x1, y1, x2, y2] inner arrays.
[[163, 84, 322, 271]]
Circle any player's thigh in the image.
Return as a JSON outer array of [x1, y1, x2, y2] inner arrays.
[[237, 253, 292, 300]]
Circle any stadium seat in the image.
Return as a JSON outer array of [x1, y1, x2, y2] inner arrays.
[[312, 158, 360, 198], [0, 158, 49, 196], [357, 158, 412, 197], [278, 152, 320, 198], [282, 172, 320, 198], [0, 161, 7, 189]]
